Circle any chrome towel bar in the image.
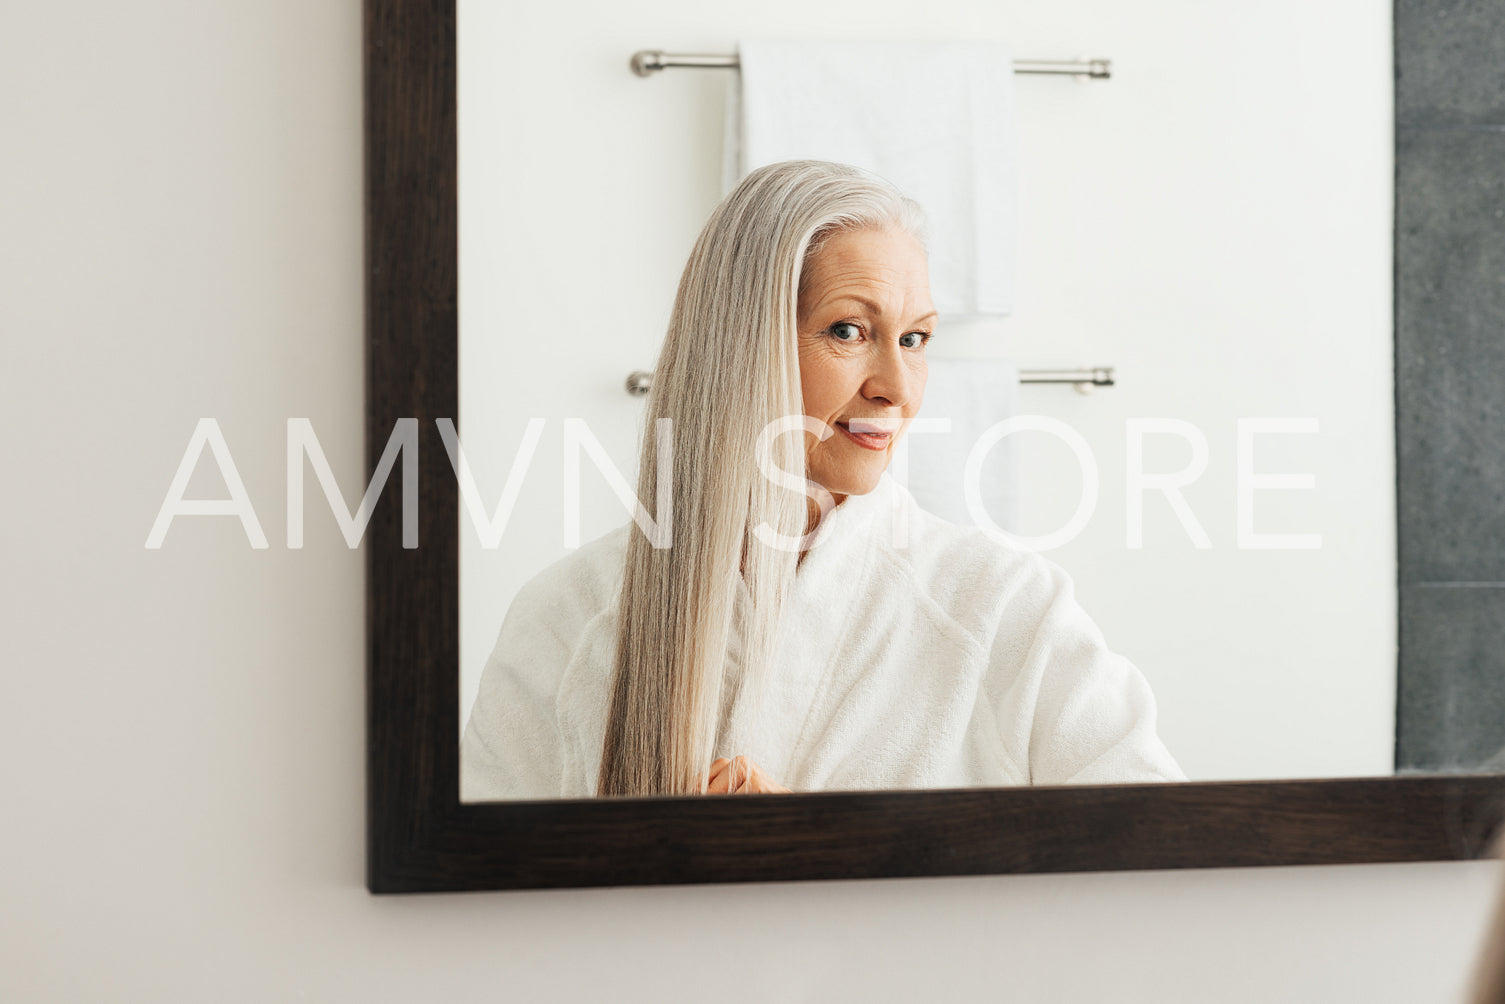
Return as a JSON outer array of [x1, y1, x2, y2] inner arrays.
[[625, 367, 1115, 397], [630, 51, 1111, 79]]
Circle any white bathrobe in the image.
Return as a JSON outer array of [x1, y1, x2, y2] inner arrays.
[[461, 475, 1183, 800]]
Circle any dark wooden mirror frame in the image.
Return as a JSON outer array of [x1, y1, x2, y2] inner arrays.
[[365, 0, 1505, 894]]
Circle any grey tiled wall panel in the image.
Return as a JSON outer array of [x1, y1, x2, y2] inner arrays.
[[1397, 584, 1505, 771], [1395, 126, 1505, 583], [1397, 0, 1505, 126]]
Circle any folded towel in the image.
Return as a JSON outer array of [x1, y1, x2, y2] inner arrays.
[[900, 357, 1021, 531], [725, 39, 1018, 318]]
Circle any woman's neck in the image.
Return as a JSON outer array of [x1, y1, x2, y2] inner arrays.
[[798, 492, 847, 567]]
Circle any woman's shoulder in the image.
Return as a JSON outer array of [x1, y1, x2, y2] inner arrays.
[[507, 524, 632, 630], [848, 478, 1083, 653], [875, 479, 1075, 631]]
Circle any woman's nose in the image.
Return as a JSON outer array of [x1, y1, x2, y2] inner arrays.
[[861, 343, 916, 407]]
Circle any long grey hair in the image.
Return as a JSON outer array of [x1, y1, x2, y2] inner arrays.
[[596, 160, 927, 797]]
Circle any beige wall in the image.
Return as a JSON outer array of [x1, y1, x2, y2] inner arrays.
[[1, 1, 1500, 1000]]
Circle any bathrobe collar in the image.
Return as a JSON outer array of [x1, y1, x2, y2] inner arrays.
[[719, 474, 905, 775]]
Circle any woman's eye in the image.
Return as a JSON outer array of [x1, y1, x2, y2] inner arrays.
[[829, 322, 861, 342], [899, 331, 930, 349]]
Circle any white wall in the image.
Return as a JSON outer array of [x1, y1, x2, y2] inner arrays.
[[3, 2, 1499, 1002], [457, 0, 1396, 782]]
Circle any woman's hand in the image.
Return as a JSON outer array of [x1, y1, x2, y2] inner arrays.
[[704, 755, 791, 794]]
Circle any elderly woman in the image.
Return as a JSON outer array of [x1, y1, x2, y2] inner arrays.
[[462, 159, 1183, 799]]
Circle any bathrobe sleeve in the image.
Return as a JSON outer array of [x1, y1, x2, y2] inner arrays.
[[984, 551, 1185, 786], [460, 572, 573, 801], [460, 533, 625, 801]]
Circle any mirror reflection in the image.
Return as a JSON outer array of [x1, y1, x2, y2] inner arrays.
[[456, 1, 1396, 799]]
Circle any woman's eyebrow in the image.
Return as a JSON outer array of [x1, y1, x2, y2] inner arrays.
[[825, 295, 938, 326]]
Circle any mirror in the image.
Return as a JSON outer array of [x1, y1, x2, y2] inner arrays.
[[454, 0, 1394, 796], [363, 0, 1505, 892]]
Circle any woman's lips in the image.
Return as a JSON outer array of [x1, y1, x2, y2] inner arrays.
[[836, 421, 893, 451]]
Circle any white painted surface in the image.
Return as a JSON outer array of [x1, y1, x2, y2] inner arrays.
[[458, 0, 1396, 782], [6, 3, 1495, 1002]]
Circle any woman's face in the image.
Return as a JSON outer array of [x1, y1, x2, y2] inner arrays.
[[797, 225, 935, 503]]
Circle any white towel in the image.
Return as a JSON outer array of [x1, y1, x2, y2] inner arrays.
[[900, 358, 1021, 531], [725, 39, 1018, 318]]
